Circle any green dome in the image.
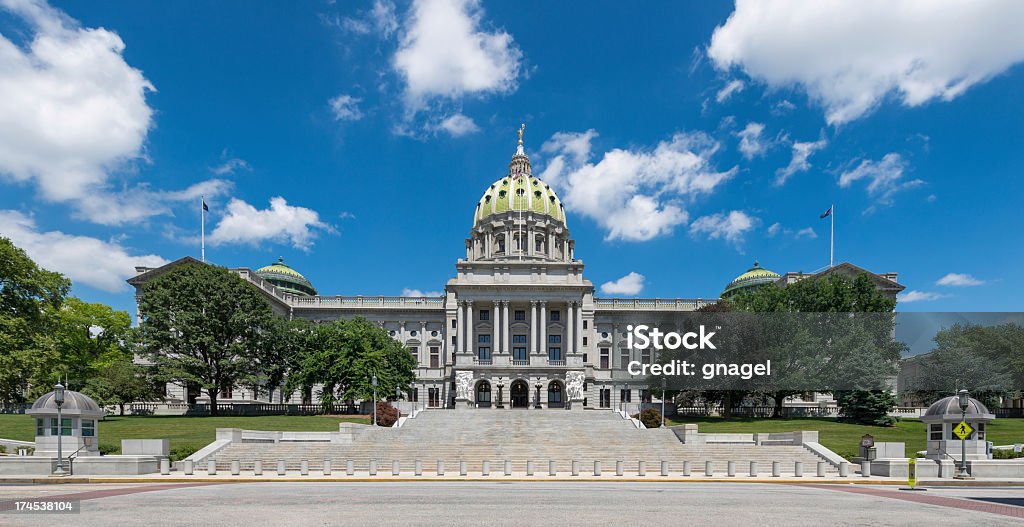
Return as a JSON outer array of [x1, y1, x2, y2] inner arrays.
[[255, 257, 317, 297], [473, 131, 566, 227], [721, 261, 780, 298]]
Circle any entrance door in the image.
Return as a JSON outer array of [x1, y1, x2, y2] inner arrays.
[[476, 381, 492, 408], [548, 381, 564, 409], [510, 380, 529, 408]]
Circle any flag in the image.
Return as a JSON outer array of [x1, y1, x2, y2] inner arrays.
[[202, 200, 209, 212], [819, 205, 832, 219]]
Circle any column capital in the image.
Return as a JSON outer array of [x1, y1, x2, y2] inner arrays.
[[530, 300, 538, 306], [539, 300, 547, 307]]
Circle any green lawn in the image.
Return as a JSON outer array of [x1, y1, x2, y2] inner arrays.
[[0, 414, 369, 460], [666, 417, 1024, 459]]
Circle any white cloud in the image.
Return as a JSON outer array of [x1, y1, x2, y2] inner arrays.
[[392, 0, 521, 112], [795, 227, 817, 239], [936, 273, 985, 287], [210, 158, 250, 176], [715, 79, 744, 103], [775, 137, 827, 185], [599, 272, 646, 296], [401, 288, 443, 297], [898, 290, 946, 303], [689, 210, 756, 245], [708, 0, 1024, 125], [766, 222, 781, 237], [329, 94, 363, 121], [736, 122, 766, 159], [436, 113, 479, 136], [329, 0, 398, 37], [76, 179, 233, 226], [0, 0, 157, 218], [540, 130, 736, 242], [0, 210, 167, 292], [207, 197, 332, 251], [838, 153, 923, 211]]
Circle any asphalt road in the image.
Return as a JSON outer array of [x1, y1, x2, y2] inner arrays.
[[2, 482, 1023, 526]]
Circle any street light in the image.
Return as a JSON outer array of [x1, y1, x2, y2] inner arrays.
[[53, 383, 65, 476], [660, 377, 667, 428], [957, 389, 970, 479], [371, 375, 378, 427]]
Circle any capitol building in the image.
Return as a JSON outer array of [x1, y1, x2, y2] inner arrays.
[[129, 132, 904, 411]]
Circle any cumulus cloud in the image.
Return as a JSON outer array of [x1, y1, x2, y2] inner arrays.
[[401, 288, 443, 297], [838, 153, 923, 212], [689, 210, 757, 246], [936, 273, 985, 287], [775, 137, 827, 185], [540, 130, 736, 242], [708, 0, 1024, 125], [715, 79, 744, 103], [599, 272, 646, 296], [210, 158, 250, 176], [207, 197, 332, 251], [0, 210, 167, 292], [736, 122, 766, 159], [795, 227, 817, 239], [329, 94, 363, 121], [435, 113, 479, 136], [899, 290, 946, 303], [392, 0, 521, 112]]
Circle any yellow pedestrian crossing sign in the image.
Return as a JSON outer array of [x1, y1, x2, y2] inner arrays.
[[953, 421, 973, 440]]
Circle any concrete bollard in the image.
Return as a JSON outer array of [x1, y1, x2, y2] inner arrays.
[[616, 460, 624, 476], [594, 461, 601, 476], [861, 461, 871, 478], [277, 460, 286, 476], [572, 460, 580, 476], [727, 461, 736, 477], [504, 460, 511, 476], [661, 461, 669, 477], [839, 461, 849, 477], [208, 460, 217, 475], [482, 460, 490, 476], [638, 460, 646, 476], [254, 460, 263, 476], [184, 460, 194, 475], [794, 461, 803, 477], [817, 461, 826, 477], [323, 460, 331, 476], [460, 460, 468, 476], [749, 461, 757, 477], [369, 459, 377, 476], [160, 458, 170, 475], [415, 460, 422, 476], [231, 460, 240, 476], [301, 460, 309, 476], [392, 460, 400, 476], [705, 460, 714, 477], [437, 460, 444, 476], [526, 460, 534, 476], [772, 461, 780, 477], [346, 460, 354, 476], [682, 460, 691, 477], [549, 460, 557, 476]]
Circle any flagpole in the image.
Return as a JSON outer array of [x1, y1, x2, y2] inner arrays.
[[829, 202, 834, 268], [201, 196, 206, 263]]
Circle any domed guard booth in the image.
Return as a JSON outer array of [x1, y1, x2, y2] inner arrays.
[[27, 386, 105, 460], [921, 393, 994, 465]]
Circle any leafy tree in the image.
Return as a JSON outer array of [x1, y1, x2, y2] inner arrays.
[[287, 317, 417, 411], [835, 390, 898, 426], [37, 298, 132, 396], [241, 318, 311, 403], [137, 262, 275, 415], [907, 324, 1014, 408], [83, 356, 158, 416], [0, 237, 70, 403]]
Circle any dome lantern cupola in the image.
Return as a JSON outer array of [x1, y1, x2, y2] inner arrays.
[[474, 124, 566, 228], [254, 257, 317, 297]]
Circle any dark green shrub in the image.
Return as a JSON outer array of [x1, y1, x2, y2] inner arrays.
[[170, 444, 200, 461], [993, 448, 1024, 459]]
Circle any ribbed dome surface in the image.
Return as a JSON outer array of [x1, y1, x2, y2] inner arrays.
[[722, 262, 781, 298], [255, 257, 317, 297], [28, 389, 105, 417], [474, 131, 566, 227]]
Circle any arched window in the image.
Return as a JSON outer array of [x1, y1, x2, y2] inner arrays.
[[535, 234, 545, 253], [476, 381, 492, 408], [548, 382, 564, 408]]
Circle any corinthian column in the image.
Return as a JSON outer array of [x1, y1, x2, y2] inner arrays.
[[566, 301, 574, 355], [493, 300, 502, 353], [456, 301, 464, 353], [539, 301, 547, 357], [530, 301, 538, 355], [503, 301, 510, 355]]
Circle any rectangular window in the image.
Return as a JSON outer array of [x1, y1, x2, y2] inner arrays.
[[583, 320, 588, 329], [550, 310, 560, 321], [600, 348, 610, 369], [620, 350, 630, 370], [50, 417, 71, 436], [600, 388, 611, 408], [81, 419, 95, 437], [513, 347, 527, 361], [430, 346, 440, 368], [929, 424, 943, 441], [451, 319, 457, 328], [36, 418, 44, 436], [512, 334, 527, 344], [478, 347, 491, 361], [479, 309, 489, 321], [478, 334, 491, 343], [548, 347, 562, 361], [583, 336, 588, 346], [548, 334, 561, 344], [514, 310, 526, 321], [582, 353, 588, 363], [620, 389, 632, 403], [583, 382, 588, 392], [452, 336, 457, 346]]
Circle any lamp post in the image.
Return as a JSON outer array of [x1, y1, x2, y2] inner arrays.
[[660, 377, 667, 428], [53, 383, 65, 476], [371, 375, 378, 426], [957, 389, 970, 479], [496, 378, 504, 409]]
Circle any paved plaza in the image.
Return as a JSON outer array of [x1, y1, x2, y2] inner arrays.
[[2, 482, 1023, 526]]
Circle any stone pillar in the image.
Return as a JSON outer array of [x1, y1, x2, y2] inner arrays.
[[456, 301, 464, 353], [419, 321, 427, 365], [539, 301, 547, 358], [530, 301, 538, 354], [566, 302, 574, 355], [493, 300, 502, 354], [576, 302, 583, 354], [465, 301, 474, 356], [503, 301, 510, 355]]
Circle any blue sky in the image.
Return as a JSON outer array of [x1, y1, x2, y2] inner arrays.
[[0, 0, 1022, 316]]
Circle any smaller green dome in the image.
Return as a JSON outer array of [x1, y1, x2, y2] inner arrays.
[[721, 261, 780, 298], [255, 257, 317, 297]]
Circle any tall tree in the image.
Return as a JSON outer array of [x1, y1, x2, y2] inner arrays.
[[0, 237, 70, 404], [907, 323, 1015, 408], [137, 262, 275, 415], [39, 298, 132, 395], [83, 355, 158, 416]]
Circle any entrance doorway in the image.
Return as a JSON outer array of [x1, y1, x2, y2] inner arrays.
[[510, 380, 529, 408], [548, 381, 564, 409], [476, 380, 492, 408]]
